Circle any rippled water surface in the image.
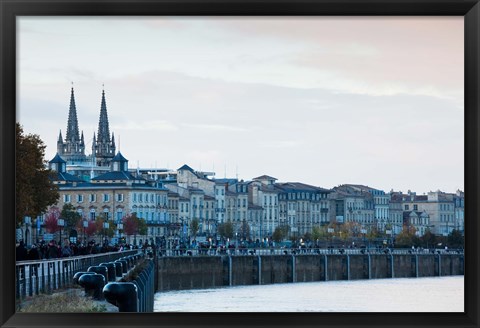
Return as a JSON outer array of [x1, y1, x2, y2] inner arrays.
[[154, 276, 463, 312]]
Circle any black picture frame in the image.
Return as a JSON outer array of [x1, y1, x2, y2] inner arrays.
[[1, 0, 478, 327]]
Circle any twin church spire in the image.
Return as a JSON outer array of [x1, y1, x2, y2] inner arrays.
[[57, 85, 116, 167]]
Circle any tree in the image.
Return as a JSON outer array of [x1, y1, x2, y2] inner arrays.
[[61, 203, 81, 231], [84, 220, 97, 238], [16, 123, 59, 226], [122, 213, 147, 244], [123, 213, 139, 238], [395, 225, 420, 248], [272, 226, 286, 242], [190, 218, 200, 238], [271, 225, 290, 242], [217, 220, 234, 239], [239, 219, 250, 239], [420, 229, 437, 249], [447, 229, 464, 248], [44, 207, 61, 233]]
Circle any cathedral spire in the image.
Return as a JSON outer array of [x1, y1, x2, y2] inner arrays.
[[93, 87, 116, 167], [97, 88, 111, 143], [66, 86, 80, 143], [57, 130, 63, 143]]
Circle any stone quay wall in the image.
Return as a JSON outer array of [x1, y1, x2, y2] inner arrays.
[[156, 253, 464, 292]]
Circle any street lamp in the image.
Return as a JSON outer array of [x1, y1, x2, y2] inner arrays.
[[103, 222, 110, 246], [117, 223, 123, 243], [57, 218, 65, 246], [386, 229, 392, 248], [361, 228, 367, 247], [327, 228, 334, 248], [83, 220, 88, 244]]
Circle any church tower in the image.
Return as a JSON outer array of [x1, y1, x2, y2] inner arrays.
[[57, 86, 87, 164], [92, 87, 116, 167]]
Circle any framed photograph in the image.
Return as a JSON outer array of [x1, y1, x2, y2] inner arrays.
[[1, 0, 478, 327]]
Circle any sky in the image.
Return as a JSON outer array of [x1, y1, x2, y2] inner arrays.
[[17, 16, 464, 194]]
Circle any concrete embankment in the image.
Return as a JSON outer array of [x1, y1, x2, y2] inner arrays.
[[156, 253, 464, 292]]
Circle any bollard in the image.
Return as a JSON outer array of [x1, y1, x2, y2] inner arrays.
[[87, 266, 109, 283], [73, 271, 95, 285], [113, 262, 123, 277], [78, 273, 106, 300], [103, 282, 138, 312], [116, 260, 128, 273], [99, 263, 116, 282]]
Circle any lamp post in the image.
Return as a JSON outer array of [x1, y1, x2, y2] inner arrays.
[[57, 218, 65, 246], [361, 228, 367, 247], [117, 223, 123, 244], [82, 220, 88, 244], [327, 227, 334, 248], [103, 222, 109, 246], [386, 229, 392, 248]]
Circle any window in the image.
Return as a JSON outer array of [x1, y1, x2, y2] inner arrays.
[[89, 209, 96, 220], [103, 194, 110, 202], [133, 193, 137, 202], [63, 194, 71, 203], [77, 194, 83, 203], [413, 204, 418, 211], [117, 193, 124, 202], [116, 209, 123, 222], [103, 209, 110, 220], [139, 193, 143, 202], [404, 205, 409, 211]]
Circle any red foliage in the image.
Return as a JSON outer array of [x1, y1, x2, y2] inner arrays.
[[85, 220, 98, 237], [44, 207, 61, 233], [122, 213, 138, 236]]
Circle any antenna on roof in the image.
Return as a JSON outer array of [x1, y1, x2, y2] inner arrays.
[[236, 165, 238, 180]]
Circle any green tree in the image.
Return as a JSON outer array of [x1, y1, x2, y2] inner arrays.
[[61, 203, 82, 230], [311, 225, 327, 242], [272, 226, 285, 242], [217, 220, 234, 239], [447, 229, 464, 248], [190, 218, 200, 238], [137, 217, 147, 236], [395, 226, 420, 248], [16, 123, 59, 226], [420, 229, 437, 249], [239, 219, 250, 239]]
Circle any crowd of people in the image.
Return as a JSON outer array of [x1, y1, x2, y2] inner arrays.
[[15, 239, 141, 262]]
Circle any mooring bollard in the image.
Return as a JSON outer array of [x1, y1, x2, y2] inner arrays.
[[72, 271, 95, 285], [78, 273, 106, 300], [116, 260, 128, 273], [99, 263, 116, 282], [87, 266, 109, 283], [103, 282, 138, 312], [113, 262, 123, 277]]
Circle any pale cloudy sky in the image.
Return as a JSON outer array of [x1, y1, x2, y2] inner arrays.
[[17, 17, 464, 194]]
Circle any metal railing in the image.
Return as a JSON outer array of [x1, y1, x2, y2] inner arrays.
[[15, 250, 138, 301], [156, 246, 463, 257]]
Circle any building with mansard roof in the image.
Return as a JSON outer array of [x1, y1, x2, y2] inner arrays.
[[46, 151, 170, 245]]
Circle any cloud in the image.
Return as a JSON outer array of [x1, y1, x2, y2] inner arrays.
[[182, 123, 247, 132]]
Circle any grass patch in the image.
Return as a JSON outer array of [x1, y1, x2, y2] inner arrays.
[[17, 290, 107, 313]]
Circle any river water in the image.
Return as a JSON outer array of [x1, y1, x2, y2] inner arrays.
[[154, 276, 463, 312]]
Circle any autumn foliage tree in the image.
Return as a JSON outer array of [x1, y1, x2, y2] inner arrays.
[[44, 207, 61, 233], [122, 213, 147, 244], [16, 123, 59, 226]]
